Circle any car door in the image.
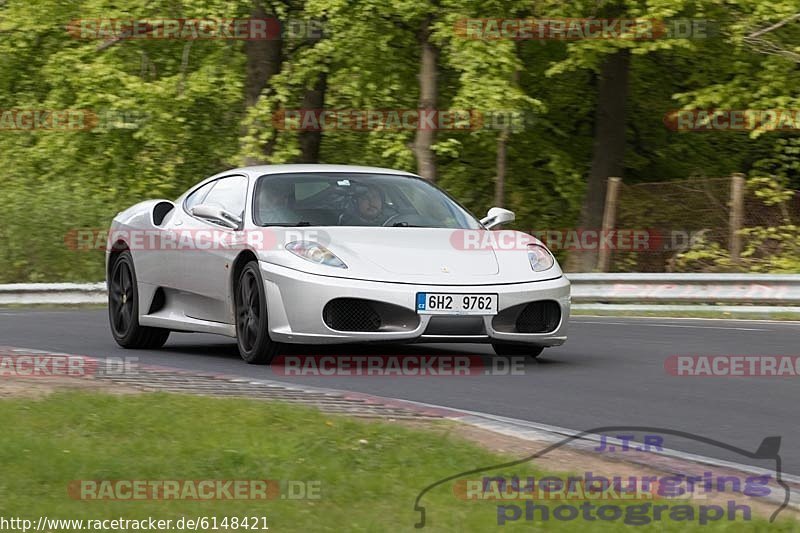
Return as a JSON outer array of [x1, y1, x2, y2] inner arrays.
[[141, 180, 215, 292], [178, 174, 249, 324]]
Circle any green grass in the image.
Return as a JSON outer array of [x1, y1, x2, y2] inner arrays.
[[0, 392, 796, 532]]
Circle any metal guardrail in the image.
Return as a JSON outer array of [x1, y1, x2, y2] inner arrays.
[[1, 275, 800, 314], [568, 273, 800, 315], [0, 282, 106, 305], [568, 273, 800, 305]]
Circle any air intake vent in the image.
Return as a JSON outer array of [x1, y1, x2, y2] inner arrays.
[[515, 301, 561, 333], [323, 299, 382, 332], [148, 287, 166, 314], [424, 316, 486, 335]]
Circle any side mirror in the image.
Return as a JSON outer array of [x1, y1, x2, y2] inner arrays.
[[191, 204, 242, 229], [480, 207, 515, 229]]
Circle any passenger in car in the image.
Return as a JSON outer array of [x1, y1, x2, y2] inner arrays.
[[257, 182, 297, 224]]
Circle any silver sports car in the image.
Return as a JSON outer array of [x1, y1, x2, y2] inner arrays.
[[106, 164, 570, 363]]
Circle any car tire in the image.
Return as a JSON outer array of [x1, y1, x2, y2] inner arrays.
[[235, 261, 281, 364], [492, 343, 544, 359], [108, 251, 170, 349]]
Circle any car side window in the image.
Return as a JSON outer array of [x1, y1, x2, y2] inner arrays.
[[202, 175, 248, 217], [184, 181, 216, 211]]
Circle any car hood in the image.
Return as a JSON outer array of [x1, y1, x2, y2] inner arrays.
[[259, 227, 563, 285]]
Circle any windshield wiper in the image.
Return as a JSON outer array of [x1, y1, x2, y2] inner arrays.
[[265, 221, 312, 227], [392, 222, 421, 227]]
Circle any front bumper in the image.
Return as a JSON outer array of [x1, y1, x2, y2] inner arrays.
[[261, 261, 570, 346]]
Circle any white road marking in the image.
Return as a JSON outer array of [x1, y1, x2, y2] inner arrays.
[[573, 314, 800, 325]]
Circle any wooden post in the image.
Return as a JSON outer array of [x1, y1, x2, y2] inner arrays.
[[729, 173, 745, 264], [597, 177, 622, 272]]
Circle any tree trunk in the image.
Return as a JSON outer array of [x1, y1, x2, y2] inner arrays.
[[297, 71, 327, 163], [243, 2, 283, 164], [413, 16, 438, 181], [494, 69, 519, 208], [567, 49, 630, 272], [495, 129, 508, 207]]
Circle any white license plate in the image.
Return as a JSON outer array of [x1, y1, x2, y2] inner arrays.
[[415, 293, 498, 315]]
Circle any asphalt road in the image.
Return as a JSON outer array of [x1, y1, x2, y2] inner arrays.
[[2, 308, 799, 474]]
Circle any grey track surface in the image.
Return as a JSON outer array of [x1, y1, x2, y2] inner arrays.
[[2, 308, 799, 474]]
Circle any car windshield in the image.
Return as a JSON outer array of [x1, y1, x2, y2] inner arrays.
[[253, 172, 482, 229]]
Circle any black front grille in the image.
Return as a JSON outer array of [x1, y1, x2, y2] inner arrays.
[[323, 299, 382, 332], [515, 301, 561, 333], [424, 316, 486, 336]]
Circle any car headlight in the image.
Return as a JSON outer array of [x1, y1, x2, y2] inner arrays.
[[527, 244, 554, 272], [286, 241, 347, 268]]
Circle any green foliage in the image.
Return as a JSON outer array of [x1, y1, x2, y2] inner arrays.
[[1, 0, 799, 281], [675, 176, 800, 272]]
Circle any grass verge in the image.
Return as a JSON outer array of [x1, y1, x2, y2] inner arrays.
[[0, 392, 796, 531]]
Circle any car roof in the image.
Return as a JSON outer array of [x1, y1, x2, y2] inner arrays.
[[236, 164, 420, 178], [181, 164, 424, 200]]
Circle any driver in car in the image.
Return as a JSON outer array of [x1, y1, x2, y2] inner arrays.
[[340, 184, 387, 225], [357, 185, 384, 220]]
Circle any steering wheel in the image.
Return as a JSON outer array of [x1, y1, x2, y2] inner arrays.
[[384, 213, 421, 227]]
